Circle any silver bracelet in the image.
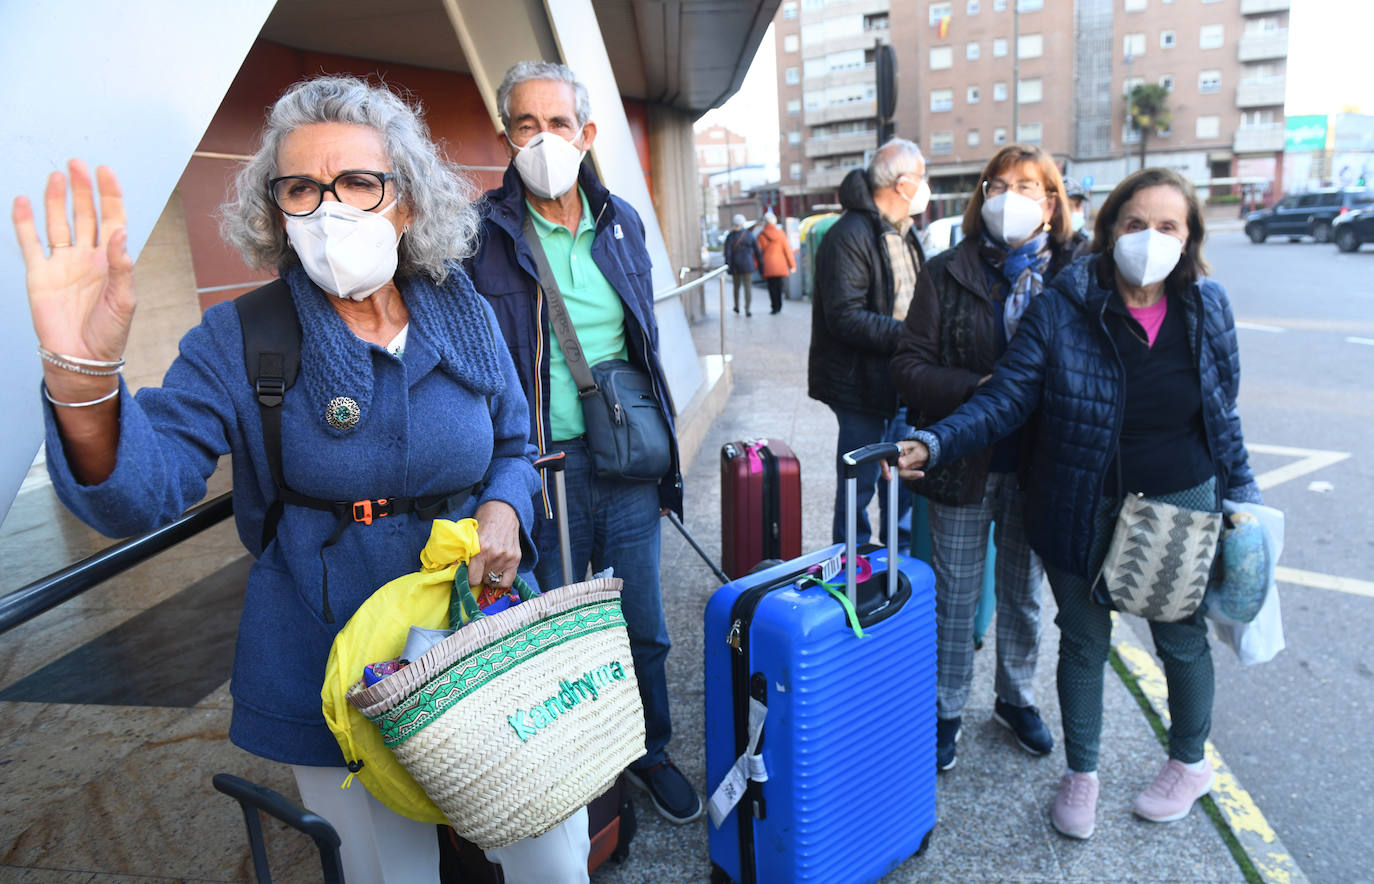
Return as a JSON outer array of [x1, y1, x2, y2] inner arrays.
[[42, 382, 121, 408], [36, 345, 125, 376]]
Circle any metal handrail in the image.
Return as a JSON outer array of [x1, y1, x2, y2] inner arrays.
[[0, 491, 234, 635], [653, 264, 727, 299]]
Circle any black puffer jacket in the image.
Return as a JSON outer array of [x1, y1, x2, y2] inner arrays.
[[808, 168, 926, 417], [891, 235, 1076, 505], [913, 255, 1261, 577]]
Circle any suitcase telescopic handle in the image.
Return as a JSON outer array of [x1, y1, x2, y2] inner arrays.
[[534, 451, 574, 588], [841, 443, 902, 605]]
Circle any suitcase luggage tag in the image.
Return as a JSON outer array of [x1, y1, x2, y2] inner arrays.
[[798, 552, 872, 639]]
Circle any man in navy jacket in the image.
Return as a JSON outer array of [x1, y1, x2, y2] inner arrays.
[[465, 60, 699, 825]]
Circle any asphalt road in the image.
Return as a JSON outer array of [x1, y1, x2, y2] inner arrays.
[[1121, 228, 1374, 883]]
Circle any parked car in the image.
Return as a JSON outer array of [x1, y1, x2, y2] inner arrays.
[[1244, 189, 1374, 244], [920, 216, 964, 258], [1332, 207, 1374, 252]]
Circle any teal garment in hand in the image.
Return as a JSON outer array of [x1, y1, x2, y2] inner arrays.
[[1209, 512, 1270, 623]]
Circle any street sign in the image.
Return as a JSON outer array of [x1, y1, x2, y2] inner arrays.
[[1082, 174, 1095, 190]]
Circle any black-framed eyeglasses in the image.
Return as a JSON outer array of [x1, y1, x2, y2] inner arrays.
[[982, 178, 1044, 199], [268, 170, 396, 217]]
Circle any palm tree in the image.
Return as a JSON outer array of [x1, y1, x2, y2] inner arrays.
[[1126, 84, 1172, 171]]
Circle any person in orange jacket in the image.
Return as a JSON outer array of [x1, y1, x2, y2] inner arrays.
[[755, 211, 796, 314]]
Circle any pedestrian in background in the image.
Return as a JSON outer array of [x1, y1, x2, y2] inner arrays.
[[755, 211, 795, 314], [808, 137, 928, 548], [891, 144, 1077, 773], [724, 213, 762, 315], [894, 166, 1260, 841], [1065, 177, 1093, 258]]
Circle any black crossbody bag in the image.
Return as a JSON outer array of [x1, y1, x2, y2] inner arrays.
[[523, 215, 672, 482]]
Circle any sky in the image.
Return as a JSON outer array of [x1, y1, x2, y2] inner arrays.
[[698, 0, 1372, 162], [1285, 0, 1374, 115]]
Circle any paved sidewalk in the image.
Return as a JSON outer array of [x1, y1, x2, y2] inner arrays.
[[593, 285, 1256, 883]]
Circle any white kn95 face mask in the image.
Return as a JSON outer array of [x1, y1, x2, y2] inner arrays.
[[509, 130, 586, 200], [1113, 228, 1184, 287], [284, 200, 401, 300]]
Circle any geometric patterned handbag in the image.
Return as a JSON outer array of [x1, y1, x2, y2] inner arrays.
[[1092, 493, 1223, 622]]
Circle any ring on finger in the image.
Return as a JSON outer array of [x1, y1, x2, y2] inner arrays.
[[49, 242, 72, 250], [487, 570, 503, 586]]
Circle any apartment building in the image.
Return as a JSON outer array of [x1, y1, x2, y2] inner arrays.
[[696, 124, 753, 186], [775, 0, 1289, 212], [774, 0, 893, 217]]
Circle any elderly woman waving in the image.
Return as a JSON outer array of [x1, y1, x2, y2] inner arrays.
[[10, 77, 597, 882], [892, 167, 1260, 841]]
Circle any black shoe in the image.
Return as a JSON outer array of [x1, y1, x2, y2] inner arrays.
[[625, 758, 704, 824], [733, 305, 739, 313], [936, 716, 961, 772], [746, 310, 752, 316], [994, 698, 1054, 756]]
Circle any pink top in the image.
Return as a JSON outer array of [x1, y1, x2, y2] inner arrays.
[[1127, 297, 1168, 348]]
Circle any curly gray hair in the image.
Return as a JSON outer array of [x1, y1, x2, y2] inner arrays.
[[219, 75, 479, 281], [496, 61, 592, 131]]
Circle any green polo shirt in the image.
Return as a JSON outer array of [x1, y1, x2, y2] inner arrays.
[[527, 188, 629, 441]]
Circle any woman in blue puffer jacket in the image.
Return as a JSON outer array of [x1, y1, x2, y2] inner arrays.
[[893, 167, 1261, 840]]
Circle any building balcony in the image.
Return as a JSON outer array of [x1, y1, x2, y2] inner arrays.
[[1236, 78, 1287, 108], [1240, 0, 1289, 13], [804, 65, 876, 88], [804, 100, 878, 126], [1237, 29, 1289, 62], [806, 166, 860, 190], [804, 131, 878, 158], [1234, 125, 1285, 153]]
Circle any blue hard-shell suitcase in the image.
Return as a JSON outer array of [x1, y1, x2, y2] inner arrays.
[[705, 444, 938, 884]]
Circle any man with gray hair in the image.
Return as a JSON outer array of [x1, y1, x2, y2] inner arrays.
[[465, 60, 701, 827], [807, 137, 929, 547]]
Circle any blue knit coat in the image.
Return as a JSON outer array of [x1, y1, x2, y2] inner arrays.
[[913, 255, 1261, 578], [44, 266, 540, 766]]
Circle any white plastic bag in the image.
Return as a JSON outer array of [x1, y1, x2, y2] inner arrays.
[[1208, 500, 1285, 664]]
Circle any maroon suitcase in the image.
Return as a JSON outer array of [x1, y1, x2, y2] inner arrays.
[[720, 438, 802, 579]]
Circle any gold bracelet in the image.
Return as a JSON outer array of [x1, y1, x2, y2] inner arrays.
[[36, 345, 125, 377], [42, 382, 121, 408]]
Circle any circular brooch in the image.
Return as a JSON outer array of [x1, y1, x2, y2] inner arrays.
[[326, 396, 361, 430]]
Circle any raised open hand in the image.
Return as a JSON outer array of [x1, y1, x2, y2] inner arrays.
[[12, 161, 136, 366]]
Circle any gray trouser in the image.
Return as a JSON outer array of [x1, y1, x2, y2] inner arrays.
[[732, 272, 752, 311]]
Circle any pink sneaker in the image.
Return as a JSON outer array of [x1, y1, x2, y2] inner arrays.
[[1051, 772, 1099, 839], [1133, 758, 1215, 822]]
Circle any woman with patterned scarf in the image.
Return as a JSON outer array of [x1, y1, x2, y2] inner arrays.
[[890, 144, 1076, 773]]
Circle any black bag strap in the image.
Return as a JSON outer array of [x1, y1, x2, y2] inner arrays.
[[523, 214, 599, 401], [235, 279, 480, 623]]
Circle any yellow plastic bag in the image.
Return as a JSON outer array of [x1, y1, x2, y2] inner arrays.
[[321, 518, 481, 823]]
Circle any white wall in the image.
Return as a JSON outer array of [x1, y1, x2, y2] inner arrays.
[[0, 0, 277, 527]]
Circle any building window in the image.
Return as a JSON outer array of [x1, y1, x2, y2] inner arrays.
[[994, 0, 1006, 7], [781, 1, 797, 19], [1196, 115, 1221, 139], [1018, 34, 1043, 58], [967, 129, 981, 146], [1242, 109, 1277, 128], [865, 12, 891, 31], [1016, 122, 1043, 144], [803, 58, 826, 79], [929, 2, 953, 25], [967, 0, 980, 13], [1159, 74, 1174, 92], [993, 38, 1008, 57], [931, 88, 955, 112], [967, 42, 981, 60], [786, 99, 801, 114], [785, 67, 800, 85], [931, 131, 955, 154], [1122, 76, 1144, 96], [1200, 24, 1224, 50], [783, 34, 799, 53], [788, 130, 802, 145], [804, 91, 824, 110], [1018, 78, 1042, 103], [1123, 33, 1146, 58], [790, 162, 803, 181], [1124, 0, 1146, 10], [1123, 121, 1141, 144], [993, 126, 1008, 144], [968, 85, 981, 103], [1198, 69, 1221, 94], [1160, 29, 1176, 49], [1017, 0, 1043, 10], [930, 46, 954, 69], [993, 81, 1008, 101]]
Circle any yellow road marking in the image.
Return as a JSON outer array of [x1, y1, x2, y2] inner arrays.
[[1275, 566, 1374, 599], [1112, 619, 1308, 884], [1245, 444, 1350, 491]]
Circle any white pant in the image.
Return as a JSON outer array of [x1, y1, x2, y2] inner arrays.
[[292, 766, 590, 884]]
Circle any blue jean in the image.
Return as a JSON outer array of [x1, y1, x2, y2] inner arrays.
[[828, 405, 912, 548], [533, 439, 672, 768]]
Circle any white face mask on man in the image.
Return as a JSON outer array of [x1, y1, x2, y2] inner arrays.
[[1113, 228, 1184, 287], [284, 200, 401, 301], [981, 190, 1047, 245], [898, 174, 932, 217], [508, 130, 586, 200]]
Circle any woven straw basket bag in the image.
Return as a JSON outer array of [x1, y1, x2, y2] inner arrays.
[[347, 567, 646, 849]]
